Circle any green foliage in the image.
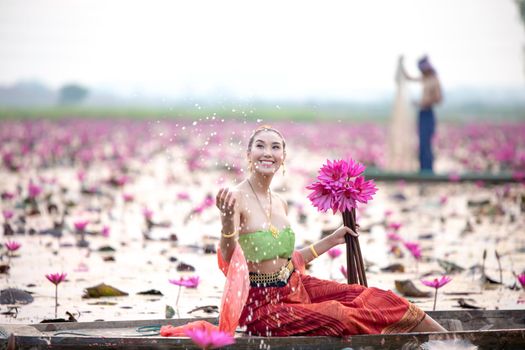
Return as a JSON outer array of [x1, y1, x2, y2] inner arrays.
[[517, 0, 525, 27], [58, 84, 89, 105]]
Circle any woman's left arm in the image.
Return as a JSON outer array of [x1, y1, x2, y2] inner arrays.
[[299, 225, 357, 264]]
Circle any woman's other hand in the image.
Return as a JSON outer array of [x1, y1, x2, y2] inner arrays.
[[216, 188, 236, 219]]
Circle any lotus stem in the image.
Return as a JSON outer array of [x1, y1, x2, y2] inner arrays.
[[55, 284, 58, 319], [433, 288, 438, 311]]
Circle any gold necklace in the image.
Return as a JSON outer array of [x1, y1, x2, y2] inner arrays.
[[247, 179, 280, 238]]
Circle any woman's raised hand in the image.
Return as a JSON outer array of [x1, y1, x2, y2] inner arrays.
[[332, 225, 358, 245], [216, 188, 236, 219]]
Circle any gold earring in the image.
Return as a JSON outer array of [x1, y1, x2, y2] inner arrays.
[[282, 162, 286, 176]]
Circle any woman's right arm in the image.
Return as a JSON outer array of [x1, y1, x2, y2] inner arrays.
[[216, 188, 241, 263]]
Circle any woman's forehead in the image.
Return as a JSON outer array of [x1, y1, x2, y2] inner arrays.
[[253, 130, 283, 143]]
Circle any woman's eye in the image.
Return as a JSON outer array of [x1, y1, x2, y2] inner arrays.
[[256, 144, 264, 148], [273, 146, 281, 150]]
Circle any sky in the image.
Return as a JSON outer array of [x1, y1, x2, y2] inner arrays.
[[0, 0, 524, 101]]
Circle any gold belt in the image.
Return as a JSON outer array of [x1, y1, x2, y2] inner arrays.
[[249, 260, 294, 284]]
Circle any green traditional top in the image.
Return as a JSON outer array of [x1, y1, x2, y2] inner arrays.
[[238, 227, 295, 263]]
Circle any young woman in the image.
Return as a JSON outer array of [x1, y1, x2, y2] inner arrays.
[[215, 125, 446, 336]]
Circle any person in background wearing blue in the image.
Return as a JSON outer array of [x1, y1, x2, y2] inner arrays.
[[401, 55, 443, 173]]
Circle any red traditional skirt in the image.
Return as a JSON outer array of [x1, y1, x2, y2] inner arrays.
[[239, 272, 425, 336]]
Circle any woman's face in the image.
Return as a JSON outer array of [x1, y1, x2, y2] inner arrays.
[[248, 130, 285, 175]]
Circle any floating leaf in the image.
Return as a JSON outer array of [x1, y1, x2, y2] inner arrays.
[[380, 263, 405, 273], [137, 289, 163, 296], [458, 298, 483, 309], [0, 264, 10, 274], [82, 283, 128, 298], [395, 280, 432, 298], [98, 245, 116, 252], [176, 262, 195, 272], [87, 301, 118, 305], [437, 259, 465, 274], [188, 305, 219, 314], [0, 288, 34, 304], [165, 305, 175, 319]]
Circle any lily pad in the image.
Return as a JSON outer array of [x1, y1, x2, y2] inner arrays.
[[458, 298, 484, 309], [165, 305, 175, 319], [98, 245, 116, 252], [380, 263, 405, 273], [437, 259, 465, 274], [137, 289, 163, 296], [0, 288, 34, 304], [395, 280, 432, 298], [176, 262, 195, 272], [82, 283, 128, 298]]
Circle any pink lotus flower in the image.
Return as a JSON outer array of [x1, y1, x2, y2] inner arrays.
[[421, 275, 452, 311], [46, 272, 67, 319], [421, 275, 452, 289], [123, 193, 134, 203], [184, 327, 235, 349], [327, 247, 342, 259], [340, 265, 348, 279], [517, 273, 525, 289], [404, 241, 422, 261], [77, 170, 86, 182], [2, 209, 14, 220], [384, 209, 393, 217], [46, 272, 67, 285], [170, 276, 200, 308], [306, 158, 377, 214], [101, 225, 110, 237], [177, 192, 190, 200], [143, 208, 154, 220], [387, 231, 402, 241], [388, 222, 402, 231], [5, 240, 21, 252], [28, 181, 42, 198], [169, 276, 200, 288], [74, 220, 89, 231]]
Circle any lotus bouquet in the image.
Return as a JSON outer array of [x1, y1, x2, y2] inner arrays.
[[307, 159, 377, 286]]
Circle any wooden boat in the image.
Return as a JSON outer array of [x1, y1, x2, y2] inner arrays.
[[1, 309, 524, 350]]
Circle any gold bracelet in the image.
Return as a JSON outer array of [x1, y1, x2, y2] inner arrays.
[[309, 243, 319, 258], [222, 230, 237, 238]]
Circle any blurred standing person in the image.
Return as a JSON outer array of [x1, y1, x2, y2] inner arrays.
[[385, 56, 417, 173], [402, 55, 443, 173]]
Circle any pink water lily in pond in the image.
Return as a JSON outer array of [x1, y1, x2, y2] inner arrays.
[[404, 241, 422, 260], [2, 209, 14, 220], [169, 276, 200, 288], [517, 273, 525, 289], [421, 275, 452, 289], [340, 265, 348, 279], [123, 193, 134, 203], [421, 275, 452, 311], [28, 181, 42, 198], [388, 222, 402, 231], [5, 240, 21, 252], [184, 327, 235, 349], [101, 225, 110, 237], [327, 247, 342, 259], [143, 208, 154, 220], [46, 272, 67, 319], [46, 272, 67, 285], [74, 220, 89, 231], [387, 231, 402, 241]]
